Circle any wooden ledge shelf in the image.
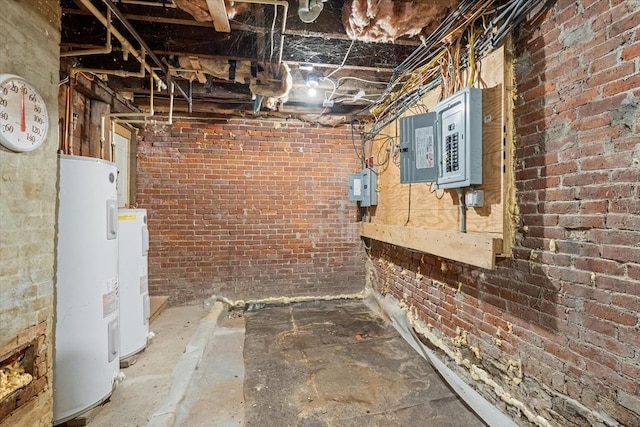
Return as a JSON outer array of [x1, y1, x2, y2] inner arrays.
[[360, 222, 502, 270]]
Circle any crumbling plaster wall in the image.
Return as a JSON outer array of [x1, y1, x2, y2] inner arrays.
[[0, 0, 61, 425], [367, 0, 640, 425]]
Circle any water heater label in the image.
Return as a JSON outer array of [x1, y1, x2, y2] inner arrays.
[[139, 265, 149, 294], [353, 178, 362, 196], [415, 126, 434, 169], [118, 214, 137, 221], [102, 277, 119, 318]]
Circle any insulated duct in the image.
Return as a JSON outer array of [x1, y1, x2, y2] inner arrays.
[[298, 0, 324, 23]]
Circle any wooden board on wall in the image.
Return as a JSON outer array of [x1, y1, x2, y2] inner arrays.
[[363, 45, 512, 269], [502, 38, 516, 256], [361, 222, 502, 270]]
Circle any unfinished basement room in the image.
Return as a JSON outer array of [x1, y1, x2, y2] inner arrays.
[[1, 0, 639, 426]]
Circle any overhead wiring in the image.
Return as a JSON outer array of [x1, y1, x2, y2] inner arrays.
[[354, 0, 548, 141]]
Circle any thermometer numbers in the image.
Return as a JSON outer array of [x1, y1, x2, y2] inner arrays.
[[0, 76, 48, 151]]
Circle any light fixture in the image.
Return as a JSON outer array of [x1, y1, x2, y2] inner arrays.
[[305, 75, 319, 97]]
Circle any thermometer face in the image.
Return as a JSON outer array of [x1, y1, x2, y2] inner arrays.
[[0, 74, 49, 152]]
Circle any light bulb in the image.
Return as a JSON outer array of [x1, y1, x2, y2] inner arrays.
[[308, 87, 317, 97]]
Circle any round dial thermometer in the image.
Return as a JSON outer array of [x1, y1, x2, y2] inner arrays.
[[0, 74, 49, 152]]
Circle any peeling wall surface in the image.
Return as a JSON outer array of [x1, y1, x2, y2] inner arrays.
[[137, 120, 366, 303], [0, 0, 61, 425], [367, 1, 640, 426]]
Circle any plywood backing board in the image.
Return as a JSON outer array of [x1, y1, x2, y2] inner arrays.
[[362, 45, 512, 268]]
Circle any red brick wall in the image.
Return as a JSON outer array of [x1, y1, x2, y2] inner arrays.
[[368, 1, 640, 425], [137, 119, 365, 303]]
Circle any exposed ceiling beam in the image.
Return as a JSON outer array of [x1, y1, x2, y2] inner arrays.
[[61, 41, 399, 74], [206, 0, 231, 32], [61, 6, 422, 45]]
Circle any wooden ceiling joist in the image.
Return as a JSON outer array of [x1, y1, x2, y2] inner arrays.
[[206, 0, 231, 32]]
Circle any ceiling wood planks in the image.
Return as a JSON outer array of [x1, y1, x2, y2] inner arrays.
[[206, 0, 231, 32]]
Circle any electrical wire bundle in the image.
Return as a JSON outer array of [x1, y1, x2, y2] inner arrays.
[[357, 0, 550, 140]]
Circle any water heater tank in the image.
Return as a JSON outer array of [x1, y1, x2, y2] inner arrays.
[[118, 208, 150, 360], [54, 155, 120, 424]]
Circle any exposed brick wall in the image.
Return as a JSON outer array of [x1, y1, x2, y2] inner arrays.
[[367, 0, 640, 425], [0, 1, 60, 425], [137, 119, 365, 303]]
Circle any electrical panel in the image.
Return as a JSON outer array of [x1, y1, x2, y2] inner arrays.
[[465, 188, 484, 207], [347, 168, 378, 206], [348, 173, 363, 202], [360, 167, 378, 207], [399, 112, 437, 184], [433, 87, 483, 189]]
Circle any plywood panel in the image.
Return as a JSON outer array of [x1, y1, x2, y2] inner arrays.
[[371, 71, 504, 232], [364, 45, 513, 267]]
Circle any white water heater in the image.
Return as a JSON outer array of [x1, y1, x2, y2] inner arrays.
[[118, 208, 150, 360], [54, 155, 120, 425]]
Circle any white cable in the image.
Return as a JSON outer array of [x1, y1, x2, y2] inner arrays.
[[324, 39, 356, 80]]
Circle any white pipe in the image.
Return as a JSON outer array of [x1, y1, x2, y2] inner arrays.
[[61, 8, 113, 57], [149, 73, 155, 115], [71, 50, 146, 79], [99, 73, 176, 139], [105, 112, 153, 117], [114, 119, 148, 124], [113, 0, 177, 7], [168, 81, 174, 125], [102, 112, 152, 160], [232, 0, 288, 64], [78, 0, 166, 90]]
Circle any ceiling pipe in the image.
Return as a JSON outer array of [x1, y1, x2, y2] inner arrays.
[[113, 0, 177, 7], [78, 0, 166, 91], [71, 48, 147, 80], [61, 8, 113, 57], [101, 0, 192, 103], [231, 0, 288, 65], [100, 74, 156, 159], [101, 112, 151, 159]]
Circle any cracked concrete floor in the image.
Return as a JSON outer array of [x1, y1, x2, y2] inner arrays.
[[86, 299, 485, 427]]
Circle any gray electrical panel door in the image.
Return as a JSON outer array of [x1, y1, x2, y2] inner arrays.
[[348, 173, 363, 201], [434, 87, 482, 189], [399, 112, 437, 184], [361, 168, 378, 207]]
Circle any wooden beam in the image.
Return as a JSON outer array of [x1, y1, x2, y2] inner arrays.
[[206, 0, 230, 32], [285, 28, 420, 46], [63, 8, 263, 32], [360, 222, 501, 270], [59, 42, 398, 73]]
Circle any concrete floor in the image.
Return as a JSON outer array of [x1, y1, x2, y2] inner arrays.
[[85, 299, 485, 427], [86, 304, 211, 427]]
